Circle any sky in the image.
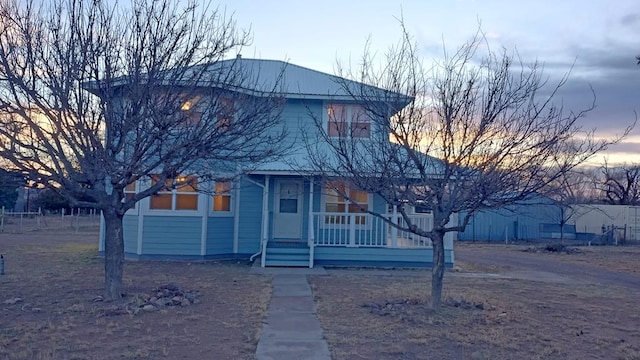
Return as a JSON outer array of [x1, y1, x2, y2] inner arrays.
[[216, 0, 640, 165]]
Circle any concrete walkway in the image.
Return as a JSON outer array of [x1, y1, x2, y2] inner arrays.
[[255, 273, 331, 360]]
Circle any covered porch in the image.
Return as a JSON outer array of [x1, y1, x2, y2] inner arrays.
[[256, 174, 454, 268]]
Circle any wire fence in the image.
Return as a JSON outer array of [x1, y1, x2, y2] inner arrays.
[[0, 207, 101, 233]]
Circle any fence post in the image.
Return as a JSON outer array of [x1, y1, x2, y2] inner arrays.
[[75, 208, 80, 233]]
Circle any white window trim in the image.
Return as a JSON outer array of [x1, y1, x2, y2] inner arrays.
[[142, 176, 204, 216], [209, 179, 235, 217], [324, 103, 372, 139], [124, 181, 139, 215]]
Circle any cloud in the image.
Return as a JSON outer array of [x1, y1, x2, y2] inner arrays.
[[620, 13, 640, 28], [606, 141, 640, 154]]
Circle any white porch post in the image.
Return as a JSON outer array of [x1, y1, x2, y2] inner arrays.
[[200, 195, 208, 256], [260, 175, 270, 267], [308, 177, 315, 268], [349, 213, 356, 247], [391, 205, 398, 248], [232, 181, 241, 254]]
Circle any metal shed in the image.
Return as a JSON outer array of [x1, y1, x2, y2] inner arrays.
[[457, 195, 562, 242]]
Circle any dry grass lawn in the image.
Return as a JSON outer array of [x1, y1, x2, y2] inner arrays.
[[3, 222, 640, 360], [310, 246, 640, 360], [0, 229, 271, 360]]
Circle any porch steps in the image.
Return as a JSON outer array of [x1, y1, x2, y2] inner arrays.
[[264, 243, 310, 267]]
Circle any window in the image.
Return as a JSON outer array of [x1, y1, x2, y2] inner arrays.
[[278, 182, 300, 213], [213, 181, 232, 212], [124, 181, 137, 209], [180, 111, 203, 127], [324, 182, 370, 224], [180, 95, 203, 127], [327, 104, 371, 138], [327, 104, 348, 137], [216, 97, 235, 130], [149, 175, 198, 210]]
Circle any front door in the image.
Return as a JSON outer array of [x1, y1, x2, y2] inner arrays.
[[273, 180, 303, 239]]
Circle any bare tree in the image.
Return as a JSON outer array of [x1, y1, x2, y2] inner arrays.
[[0, 0, 286, 300], [596, 161, 640, 205], [543, 169, 599, 241], [306, 27, 630, 310]]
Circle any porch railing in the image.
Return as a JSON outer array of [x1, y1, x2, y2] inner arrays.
[[312, 212, 433, 248]]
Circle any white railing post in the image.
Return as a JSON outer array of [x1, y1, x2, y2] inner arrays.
[[349, 214, 356, 247], [391, 205, 398, 248]]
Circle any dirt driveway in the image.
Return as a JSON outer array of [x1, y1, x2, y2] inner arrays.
[[455, 243, 640, 289]]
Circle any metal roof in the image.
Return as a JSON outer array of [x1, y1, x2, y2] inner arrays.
[[189, 57, 408, 102], [84, 57, 410, 104], [245, 142, 444, 176]]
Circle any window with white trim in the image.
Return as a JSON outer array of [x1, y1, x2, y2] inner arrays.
[[149, 175, 198, 210], [327, 104, 371, 138], [124, 181, 137, 209], [324, 182, 370, 224], [212, 180, 232, 213]]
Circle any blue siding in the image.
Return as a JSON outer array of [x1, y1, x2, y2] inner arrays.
[[313, 181, 322, 212], [314, 246, 453, 267], [237, 178, 263, 254], [141, 216, 202, 255], [281, 99, 322, 141], [255, 99, 324, 155], [206, 217, 234, 255], [123, 215, 138, 254]]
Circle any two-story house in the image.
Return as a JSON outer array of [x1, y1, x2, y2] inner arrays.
[[98, 58, 455, 268]]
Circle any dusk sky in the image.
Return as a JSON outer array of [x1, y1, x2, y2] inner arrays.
[[217, 0, 640, 165]]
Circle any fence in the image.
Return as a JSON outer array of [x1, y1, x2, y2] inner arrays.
[[0, 207, 101, 233], [571, 205, 640, 245]]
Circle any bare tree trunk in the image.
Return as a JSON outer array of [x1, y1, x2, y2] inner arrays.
[[103, 209, 124, 300], [560, 207, 565, 244], [431, 230, 445, 310]]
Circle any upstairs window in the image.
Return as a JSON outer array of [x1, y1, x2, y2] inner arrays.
[[179, 95, 203, 127], [213, 180, 232, 212], [216, 97, 235, 131], [327, 104, 371, 138], [149, 175, 198, 210]]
